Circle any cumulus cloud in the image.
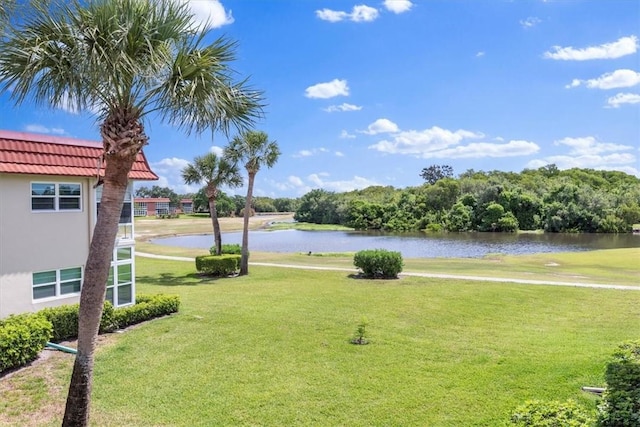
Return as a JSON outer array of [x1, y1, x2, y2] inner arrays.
[[418, 140, 540, 159], [292, 148, 329, 158], [316, 5, 379, 22], [520, 16, 541, 28], [340, 130, 356, 139], [555, 136, 634, 155], [383, 0, 413, 14], [544, 35, 638, 60], [361, 118, 399, 135], [476, 51, 485, 58], [606, 92, 640, 108], [209, 145, 224, 156], [323, 103, 363, 112], [307, 173, 380, 192], [24, 124, 66, 135], [182, 0, 234, 29], [526, 136, 637, 176], [150, 157, 198, 193], [368, 126, 483, 153], [566, 69, 640, 89], [305, 79, 349, 99]]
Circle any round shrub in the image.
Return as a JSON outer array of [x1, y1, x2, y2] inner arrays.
[[353, 249, 403, 279], [0, 313, 52, 373], [597, 340, 640, 426]]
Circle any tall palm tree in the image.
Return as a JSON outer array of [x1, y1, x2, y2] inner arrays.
[[225, 130, 280, 275], [0, 0, 261, 425], [182, 152, 242, 255]]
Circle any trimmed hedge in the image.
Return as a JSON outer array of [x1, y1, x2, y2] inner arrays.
[[0, 313, 52, 373], [112, 294, 180, 329], [209, 243, 242, 255], [40, 301, 116, 342], [196, 254, 240, 276], [510, 399, 594, 426], [353, 249, 403, 279], [597, 340, 640, 426]]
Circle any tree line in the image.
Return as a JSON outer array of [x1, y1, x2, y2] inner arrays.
[[294, 165, 640, 233]]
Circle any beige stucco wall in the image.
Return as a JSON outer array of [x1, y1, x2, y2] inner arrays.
[[0, 174, 94, 317]]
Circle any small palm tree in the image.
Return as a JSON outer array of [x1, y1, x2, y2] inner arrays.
[[225, 130, 280, 275], [182, 152, 242, 255], [0, 0, 261, 425]]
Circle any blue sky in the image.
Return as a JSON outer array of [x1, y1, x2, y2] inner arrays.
[[1, 0, 639, 198]]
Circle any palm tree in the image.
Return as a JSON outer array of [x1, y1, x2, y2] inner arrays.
[[182, 152, 242, 255], [0, 0, 261, 425], [225, 131, 280, 275]]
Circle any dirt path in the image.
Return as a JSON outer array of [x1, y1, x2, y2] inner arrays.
[[136, 252, 640, 291]]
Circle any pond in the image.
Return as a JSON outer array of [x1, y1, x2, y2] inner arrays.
[[151, 230, 640, 258]]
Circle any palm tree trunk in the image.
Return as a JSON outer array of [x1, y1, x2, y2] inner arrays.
[[209, 197, 222, 255], [63, 113, 144, 427], [239, 173, 255, 275]]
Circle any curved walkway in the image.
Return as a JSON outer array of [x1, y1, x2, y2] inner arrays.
[[136, 252, 640, 291]]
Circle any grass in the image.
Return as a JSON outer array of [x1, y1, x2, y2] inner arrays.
[[3, 256, 639, 426], [2, 216, 638, 425]]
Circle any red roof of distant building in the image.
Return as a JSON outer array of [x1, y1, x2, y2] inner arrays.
[[0, 129, 158, 180], [134, 198, 171, 203]]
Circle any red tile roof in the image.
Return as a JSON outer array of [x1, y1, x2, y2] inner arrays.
[[0, 129, 158, 180]]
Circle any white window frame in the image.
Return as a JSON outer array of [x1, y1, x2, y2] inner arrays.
[[31, 182, 82, 212], [32, 266, 83, 301], [134, 202, 148, 217], [156, 201, 170, 215], [106, 245, 135, 308]]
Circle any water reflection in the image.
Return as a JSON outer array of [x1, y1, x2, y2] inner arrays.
[[151, 230, 639, 258]]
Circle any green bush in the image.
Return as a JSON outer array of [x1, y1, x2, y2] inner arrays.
[[511, 399, 594, 426], [196, 254, 241, 276], [40, 301, 116, 342], [209, 244, 242, 255], [597, 340, 640, 426], [353, 249, 403, 279], [112, 294, 180, 329], [0, 313, 52, 373]]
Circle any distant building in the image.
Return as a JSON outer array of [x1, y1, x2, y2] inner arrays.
[[133, 197, 171, 216]]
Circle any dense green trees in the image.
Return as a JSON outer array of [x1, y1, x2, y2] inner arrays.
[[294, 166, 640, 233]]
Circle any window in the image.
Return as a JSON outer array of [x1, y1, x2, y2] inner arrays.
[[96, 186, 133, 240], [33, 267, 82, 300], [31, 182, 81, 212], [134, 202, 148, 217], [106, 245, 134, 307], [156, 201, 169, 215]]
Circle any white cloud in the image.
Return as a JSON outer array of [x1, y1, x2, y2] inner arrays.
[[566, 69, 640, 89], [292, 148, 329, 158], [527, 135, 637, 176], [419, 140, 540, 159], [476, 51, 485, 58], [288, 176, 305, 187], [209, 145, 224, 156], [520, 17, 541, 28], [383, 0, 413, 14], [555, 136, 634, 155], [305, 79, 349, 99], [150, 157, 199, 193], [307, 173, 380, 192], [606, 92, 640, 108], [182, 0, 234, 29], [24, 124, 66, 135], [544, 35, 638, 61], [368, 125, 483, 153], [352, 5, 379, 22], [316, 5, 379, 23], [361, 118, 399, 135], [323, 103, 363, 112], [335, 151, 345, 157], [315, 8, 349, 22], [340, 130, 356, 139]]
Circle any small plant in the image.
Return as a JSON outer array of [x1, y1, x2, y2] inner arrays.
[[350, 318, 369, 345]]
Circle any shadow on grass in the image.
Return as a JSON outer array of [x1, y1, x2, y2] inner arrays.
[[137, 272, 232, 287]]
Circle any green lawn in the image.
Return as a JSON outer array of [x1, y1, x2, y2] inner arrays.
[[2, 254, 638, 426], [83, 257, 639, 426]]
